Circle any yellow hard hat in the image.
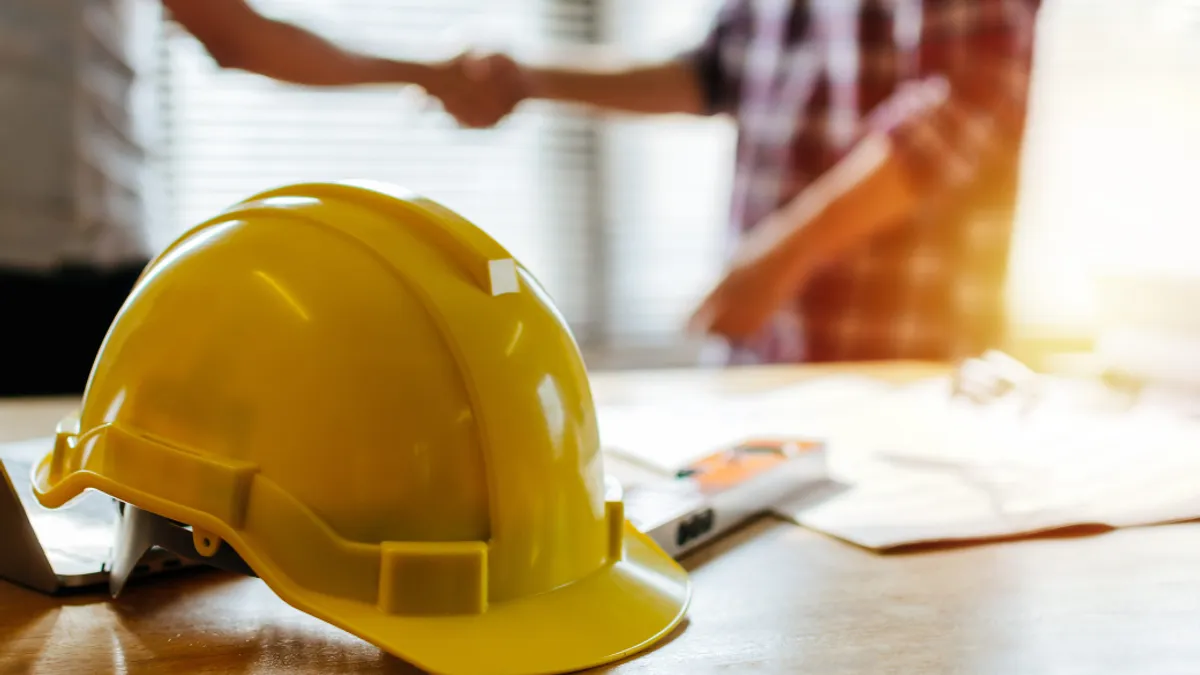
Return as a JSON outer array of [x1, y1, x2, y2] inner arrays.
[[31, 181, 690, 675]]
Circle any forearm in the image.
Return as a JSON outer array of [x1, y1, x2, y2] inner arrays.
[[163, 0, 441, 89], [520, 49, 706, 116], [212, 19, 437, 88], [758, 134, 920, 283]]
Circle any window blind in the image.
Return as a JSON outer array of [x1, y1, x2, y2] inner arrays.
[[154, 0, 601, 331], [596, 0, 736, 359]]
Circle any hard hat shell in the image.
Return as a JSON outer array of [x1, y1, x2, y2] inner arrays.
[[32, 181, 690, 675]]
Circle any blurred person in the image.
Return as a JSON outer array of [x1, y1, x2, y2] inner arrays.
[[442, 0, 1040, 365], [0, 0, 520, 397]]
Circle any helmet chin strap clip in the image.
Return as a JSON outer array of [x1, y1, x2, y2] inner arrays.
[[109, 502, 257, 598]]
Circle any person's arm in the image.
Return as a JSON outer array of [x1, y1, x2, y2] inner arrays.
[[519, 53, 706, 116], [691, 0, 1039, 339], [516, 1, 747, 116], [161, 0, 440, 88], [732, 133, 918, 289], [687, 135, 916, 339]]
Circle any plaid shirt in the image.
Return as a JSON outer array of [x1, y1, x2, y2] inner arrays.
[[688, 0, 1039, 364]]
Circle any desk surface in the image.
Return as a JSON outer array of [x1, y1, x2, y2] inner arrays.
[[3, 362, 1199, 674]]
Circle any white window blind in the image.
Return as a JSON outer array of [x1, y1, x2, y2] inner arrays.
[[597, 0, 736, 361], [154, 0, 601, 333]]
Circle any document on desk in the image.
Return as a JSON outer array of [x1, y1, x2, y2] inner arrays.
[[599, 374, 886, 472], [777, 376, 1200, 550], [601, 373, 1200, 551]]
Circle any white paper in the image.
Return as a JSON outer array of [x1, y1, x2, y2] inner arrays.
[[779, 376, 1200, 549], [598, 374, 891, 472]]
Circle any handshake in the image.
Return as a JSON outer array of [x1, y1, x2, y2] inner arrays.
[[419, 51, 532, 129]]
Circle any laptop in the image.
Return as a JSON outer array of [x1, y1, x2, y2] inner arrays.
[[1, 434, 831, 595], [0, 436, 201, 595]]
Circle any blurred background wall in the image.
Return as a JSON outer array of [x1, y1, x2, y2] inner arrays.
[[1004, 0, 1200, 375], [1, 0, 150, 270]]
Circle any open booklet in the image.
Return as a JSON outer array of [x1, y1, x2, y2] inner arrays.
[[606, 437, 831, 558]]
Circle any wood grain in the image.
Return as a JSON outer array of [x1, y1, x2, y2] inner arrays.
[[4, 363, 1199, 674]]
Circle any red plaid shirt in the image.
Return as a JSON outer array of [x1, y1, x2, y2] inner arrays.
[[688, 0, 1039, 364]]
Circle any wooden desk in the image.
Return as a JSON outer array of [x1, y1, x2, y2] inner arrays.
[[3, 363, 1200, 674]]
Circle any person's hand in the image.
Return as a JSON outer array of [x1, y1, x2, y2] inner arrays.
[[688, 218, 807, 341], [425, 50, 528, 128]]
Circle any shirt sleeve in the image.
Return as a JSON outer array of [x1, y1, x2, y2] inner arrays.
[[864, 0, 1040, 196], [678, 0, 751, 115]]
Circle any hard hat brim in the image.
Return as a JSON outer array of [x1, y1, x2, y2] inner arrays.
[[306, 520, 691, 675], [34, 434, 691, 674]]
